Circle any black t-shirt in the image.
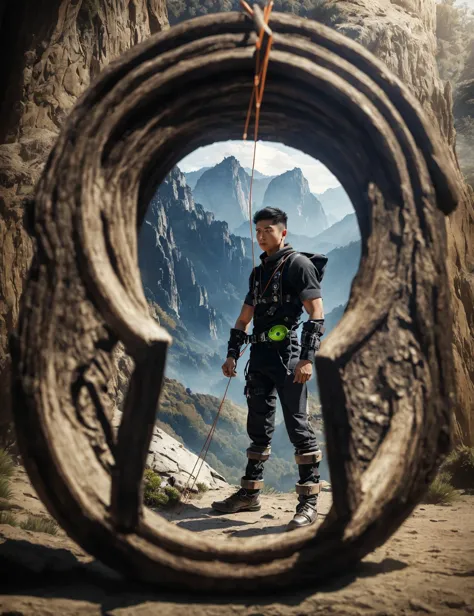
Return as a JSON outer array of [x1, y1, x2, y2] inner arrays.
[[244, 245, 322, 334]]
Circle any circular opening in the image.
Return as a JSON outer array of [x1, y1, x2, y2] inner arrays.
[[14, 12, 455, 590], [136, 138, 359, 543]]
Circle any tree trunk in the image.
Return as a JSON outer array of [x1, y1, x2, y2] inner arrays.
[[0, 0, 169, 447]]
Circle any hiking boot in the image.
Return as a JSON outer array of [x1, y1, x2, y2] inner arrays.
[[286, 500, 318, 531], [211, 488, 261, 513]]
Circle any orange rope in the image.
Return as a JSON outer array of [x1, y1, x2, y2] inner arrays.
[[178, 2, 274, 511], [241, 0, 274, 276]]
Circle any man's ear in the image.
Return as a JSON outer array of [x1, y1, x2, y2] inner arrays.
[[282, 227, 288, 238]]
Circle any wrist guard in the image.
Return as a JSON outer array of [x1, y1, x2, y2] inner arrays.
[[300, 319, 325, 362], [227, 328, 247, 360]]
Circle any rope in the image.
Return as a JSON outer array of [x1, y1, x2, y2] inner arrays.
[[178, 2, 274, 509], [241, 0, 274, 274]]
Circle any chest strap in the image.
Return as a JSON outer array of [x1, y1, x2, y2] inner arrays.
[[254, 294, 298, 306]]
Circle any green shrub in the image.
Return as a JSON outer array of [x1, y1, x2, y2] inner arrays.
[[0, 449, 14, 481], [144, 468, 162, 490], [164, 486, 181, 504], [0, 511, 17, 526], [196, 482, 209, 493], [19, 515, 59, 535], [422, 472, 459, 505], [143, 468, 164, 507], [146, 491, 170, 508], [0, 478, 13, 501], [441, 446, 474, 490], [143, 469, 180, 508]]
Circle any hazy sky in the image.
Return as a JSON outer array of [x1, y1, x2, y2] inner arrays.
[[178, 141, 341, 194]]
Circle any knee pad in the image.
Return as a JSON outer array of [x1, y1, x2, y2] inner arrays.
[[295, 450, 322, 465], [247, 446, 271, 461]]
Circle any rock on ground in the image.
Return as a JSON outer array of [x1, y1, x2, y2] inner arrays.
[[112, 411, 227, 491]]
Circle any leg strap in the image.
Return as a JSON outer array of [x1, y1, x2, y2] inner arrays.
[[241, 478, 264, 490], [295, 482, 321, 496], [295, 450, 322, 465], [247, 446, 271, 461]]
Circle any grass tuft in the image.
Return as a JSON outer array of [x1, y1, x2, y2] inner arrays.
[[196, 482, 209, 493], [0, 510, 17, 526], [0, 449, 14, 481], [422, 472, 459, 505], [441, 446, 474, 490], [19, 515, 59, 535], [0, 478, 13, 501]]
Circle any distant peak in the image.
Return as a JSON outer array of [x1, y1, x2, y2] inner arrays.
[[221, 155, 240, 165]]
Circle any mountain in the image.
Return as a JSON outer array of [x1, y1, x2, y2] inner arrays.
[[184, 167, 211, 190], [251, 175, 275, 208], [263, 168, 328, 236], [193, 156, 252, 231], [158, 378, 329, 490], [311, 213, 360, 251], [139, 170, 219, 341], [138, 166, 257, 390], [315, 186, 353, 223], [243, 167, 269, 180], [324, 304, 346, 335], [321, 241, 361, 313], [233, 225, 334, 255]]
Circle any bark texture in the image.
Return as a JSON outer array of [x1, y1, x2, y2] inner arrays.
[[332, 0, 474, 445], [0, 0, 169, 445], [11, 10, 459, 589]]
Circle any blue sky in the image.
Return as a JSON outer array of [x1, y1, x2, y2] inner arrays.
[[178, 141, 341, 194]]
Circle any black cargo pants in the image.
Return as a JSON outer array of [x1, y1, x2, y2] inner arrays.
[[243, 332, 320, 502]]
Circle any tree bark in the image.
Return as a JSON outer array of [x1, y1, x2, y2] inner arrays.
[[0, 0, 169, 446], [332, 0, 474, 446], [11, 9, 458, 590]]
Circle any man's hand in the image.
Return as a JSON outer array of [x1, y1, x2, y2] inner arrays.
[[293, 359, 313, 384], [222, 357, 237, 378]]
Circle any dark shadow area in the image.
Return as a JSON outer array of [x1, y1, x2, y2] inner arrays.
[[1, 536, 408, 609], [225, 524, 289, 538], [176, 517, 252, 532]]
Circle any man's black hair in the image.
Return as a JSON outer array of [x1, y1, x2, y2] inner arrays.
[[252, 207, 288, 228]]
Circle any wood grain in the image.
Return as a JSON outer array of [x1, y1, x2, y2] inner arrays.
[[11, 11, 459, 591]]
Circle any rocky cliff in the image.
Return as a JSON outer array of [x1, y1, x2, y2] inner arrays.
[[140, 166, 253, 338], [193, 156, 252, 231], [317, 185, 354, 223], [453, 46, 474, 187], [263, 167, 328, 235], [0, 0, 169, 445], [333, 0, 474, 446]]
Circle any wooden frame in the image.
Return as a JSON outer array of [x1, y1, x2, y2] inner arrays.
[[11, 11, 458, 592]]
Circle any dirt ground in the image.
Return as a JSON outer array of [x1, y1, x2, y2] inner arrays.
[[1, 467, 473, 615]]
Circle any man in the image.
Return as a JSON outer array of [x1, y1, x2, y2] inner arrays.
[[211, 207, 327, 531]]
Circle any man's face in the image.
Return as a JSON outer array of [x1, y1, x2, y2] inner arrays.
[[255, 219, 287, 253]]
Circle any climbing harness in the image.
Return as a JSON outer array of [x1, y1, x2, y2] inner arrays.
[[179, 1, 274, 508]]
